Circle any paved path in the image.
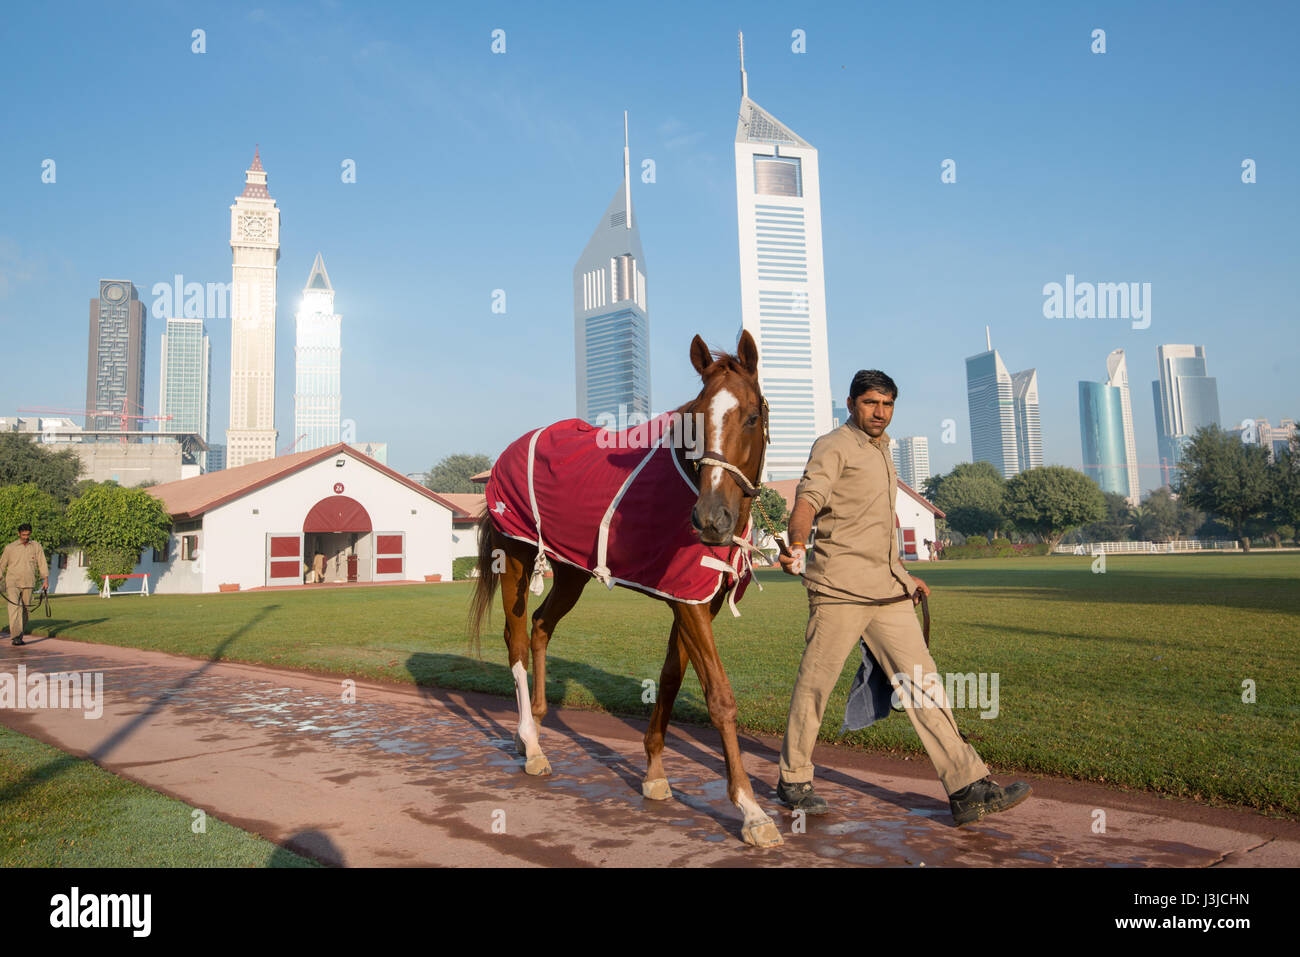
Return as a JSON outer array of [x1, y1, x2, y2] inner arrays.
[[1, 637, 1296, 867]]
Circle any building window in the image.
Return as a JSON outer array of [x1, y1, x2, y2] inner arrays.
[[182, 535, 199, 561], [57, 552, 69, 570], [153, 543, 170, 564], [754, 155, 802, 197], [77, 550, 87, 567]]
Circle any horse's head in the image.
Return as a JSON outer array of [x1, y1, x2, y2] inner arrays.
[[684, 329, 766, 546]]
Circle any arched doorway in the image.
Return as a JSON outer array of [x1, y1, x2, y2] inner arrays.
[[304, 495, 372, 583]]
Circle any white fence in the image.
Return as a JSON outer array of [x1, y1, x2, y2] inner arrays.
[[1054, 540, 1240, 555]]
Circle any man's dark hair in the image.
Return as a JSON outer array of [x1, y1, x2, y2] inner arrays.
[[17, 523, 31, 533], [849, 370, 899, 402]]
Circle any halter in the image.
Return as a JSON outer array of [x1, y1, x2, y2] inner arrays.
[[693, 394, 769, 498]]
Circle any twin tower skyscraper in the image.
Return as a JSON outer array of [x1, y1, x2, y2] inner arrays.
[[574, 35, 834, 481]]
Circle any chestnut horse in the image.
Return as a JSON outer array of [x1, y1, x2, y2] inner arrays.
[[468, 330, 783, 847]]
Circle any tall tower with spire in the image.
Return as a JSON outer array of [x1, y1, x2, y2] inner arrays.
[[226, 148, 280, 466], [734, 32, 833, 480], [294, 253, 342, 453], [573, 112, 651, 426]]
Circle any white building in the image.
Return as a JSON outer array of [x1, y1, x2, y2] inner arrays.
[[227, 148, 281, 468], [1011, 367, 1042, 472], [734, 33, 833, 481], [50, 444, 456, 594], [574, 112, 651, 427], [294, 253, 342, 453], [158, 316, 211, 471], [891, 436, 931, 490]]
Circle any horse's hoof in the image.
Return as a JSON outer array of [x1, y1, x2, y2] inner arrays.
[[742, 817, 784, 848], [524, 753, 551, 776], [641, 778, 672, 801]]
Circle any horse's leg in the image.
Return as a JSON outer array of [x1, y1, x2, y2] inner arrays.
[[642, 621, 687, 801], [674, 602, 783, 847], [527, 562, 588, 724], [497, 536, 550, 776]]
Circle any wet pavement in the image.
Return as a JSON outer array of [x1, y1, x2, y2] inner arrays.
[[1, 636, 1296, 867]]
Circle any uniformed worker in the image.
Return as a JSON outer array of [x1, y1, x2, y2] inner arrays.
[[0, 522, 50, 647], [775, 370, 1031, 826]]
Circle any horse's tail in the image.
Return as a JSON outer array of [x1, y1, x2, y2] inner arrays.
[[466, 512, 499, 659]]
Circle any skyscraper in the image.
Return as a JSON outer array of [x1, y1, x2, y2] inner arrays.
[[1152, 344, 1220, 486], [1078, 379, 1129, 500], [965, 331, 1019, 478], [158, 317, 211, 468], [892, 436, 931, 489], [734, 33, 833, 480], [1010, 368, 1042, 472], [574, 113, 650, 427], [294, 253, 342, 452], [226, 148, 280, 468], [85, 280, 146, 433], [1104, 349, 1140, 504]]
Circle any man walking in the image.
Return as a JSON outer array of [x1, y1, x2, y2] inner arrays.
[[0, 523, 49, 647], [775, 370, 1030, 826]]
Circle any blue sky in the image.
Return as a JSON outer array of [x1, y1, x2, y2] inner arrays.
[[1, 0, 1296, 493]]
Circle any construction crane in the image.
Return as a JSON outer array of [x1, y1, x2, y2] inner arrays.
[[18, 398, 173, 441], [280, 433, 308, 455]]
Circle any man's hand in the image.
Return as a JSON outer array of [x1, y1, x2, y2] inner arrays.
[[42, 577, 49, 592], [910, 575, 930, 605], [779, 546, 806, 576]]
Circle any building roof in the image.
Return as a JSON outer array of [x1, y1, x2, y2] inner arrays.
[[306, 252, 332, 291], [146, 442, 459, 520], [470, 469, 491, 484], [763, 477, 944, 519], [735, 97, 812, 149], [438, 493, 486, 522]]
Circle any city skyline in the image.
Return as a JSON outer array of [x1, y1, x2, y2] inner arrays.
[[3, 5, 1295, 493]]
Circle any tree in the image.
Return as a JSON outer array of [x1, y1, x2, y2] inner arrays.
[[754, 486, 788, 534], [1174, 426, 1272, 550], [1271, 430, 1300, 532], [0, 433, 82, 502], [424, 453, 493, 494], [0, 484, 70, 555], [1135, 487, 1199, 542], [65, 484, 172, 591], [1003, 466, 1106, 549], [927, 462, 1006, 538], [1081, 491, 1136, 542]]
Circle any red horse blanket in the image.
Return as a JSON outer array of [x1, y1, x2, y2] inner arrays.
[[485, 415, 754, 612]]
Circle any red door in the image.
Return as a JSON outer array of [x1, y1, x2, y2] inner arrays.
[[373, 532, 405, 582], [266, 533, 303, 586]]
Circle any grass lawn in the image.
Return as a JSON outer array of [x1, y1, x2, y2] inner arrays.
[[22, 553, 1300, 818], [0, 725, 318, 867]]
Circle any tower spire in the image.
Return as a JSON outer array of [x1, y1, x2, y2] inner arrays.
[[623, 111, 631, 230], [739, 31, 748, 98], [986, 325, 992, 351]]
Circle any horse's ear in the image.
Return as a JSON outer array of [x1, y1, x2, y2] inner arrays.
[[689, 335, 712, 377], [737, 329, 759, 376]]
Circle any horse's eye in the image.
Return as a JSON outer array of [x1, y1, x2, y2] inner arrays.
[[745, 413, 760, 428]]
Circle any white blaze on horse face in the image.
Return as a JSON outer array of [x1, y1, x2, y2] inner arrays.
[[707, 386, 740, 490], [512, 661, 540, 755]]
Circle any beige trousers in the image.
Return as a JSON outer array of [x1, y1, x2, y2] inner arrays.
[[6, 585, 31, 639], [779, 591, 989, 795]]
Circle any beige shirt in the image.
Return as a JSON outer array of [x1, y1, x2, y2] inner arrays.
[[0, 539, 49, 589], [794, 419, 916, 601]]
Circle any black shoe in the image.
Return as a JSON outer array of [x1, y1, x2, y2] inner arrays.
[[11, 636, 25, 647], [949, 776, 1031, 826], [776, 778, 829, 815]]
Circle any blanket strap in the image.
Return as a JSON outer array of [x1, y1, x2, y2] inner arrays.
[[525, 426, 551, 595], [592, 438, 663, 591]]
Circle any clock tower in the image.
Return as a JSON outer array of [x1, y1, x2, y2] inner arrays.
[[226, 147, 280, 467]]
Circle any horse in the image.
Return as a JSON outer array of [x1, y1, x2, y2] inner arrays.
[[468, 330, 783, 848]]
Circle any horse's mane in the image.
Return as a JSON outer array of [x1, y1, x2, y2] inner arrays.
[[675, 348, 758, 416]]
